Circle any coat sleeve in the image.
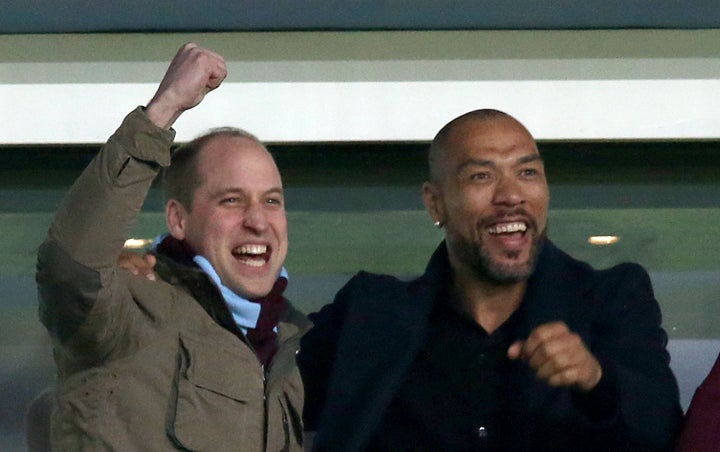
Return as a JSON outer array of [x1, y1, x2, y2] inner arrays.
[[36, 107, 175, 361], [586, 263, 683, 450], [674, 352, 720, 452], [297, 276, 354, 432]]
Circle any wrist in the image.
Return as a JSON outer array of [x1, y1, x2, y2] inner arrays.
[[145, 98, 182, 130]]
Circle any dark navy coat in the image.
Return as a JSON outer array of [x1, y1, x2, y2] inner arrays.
[[299, 240, 683, 451]]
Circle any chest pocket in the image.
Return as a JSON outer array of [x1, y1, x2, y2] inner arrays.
[[168, 332, 265, 451]]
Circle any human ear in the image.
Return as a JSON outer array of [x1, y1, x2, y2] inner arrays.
[[165, 199, 188, 240], [422, 181, 444, 226]]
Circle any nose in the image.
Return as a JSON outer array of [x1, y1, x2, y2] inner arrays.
[[492, 174, 524, 207], [242, 201, 269, 232]]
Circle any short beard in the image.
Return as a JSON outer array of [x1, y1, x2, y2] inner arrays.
[[455, 229, 545, 285]]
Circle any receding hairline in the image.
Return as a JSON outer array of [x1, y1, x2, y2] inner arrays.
[[428, 109, 534, 182], [162, 126, 274, 210], [192, 132, 281, 182], [198, 129, 268, 153]]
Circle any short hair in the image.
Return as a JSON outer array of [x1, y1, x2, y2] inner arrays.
[[428, 109, 524, 182], [162, 127, 264, 210]]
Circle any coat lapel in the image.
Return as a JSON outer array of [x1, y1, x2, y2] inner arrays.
[[316, 247, 447, 451], [511, 240, 597, 423], [317, 240, 597, 451]]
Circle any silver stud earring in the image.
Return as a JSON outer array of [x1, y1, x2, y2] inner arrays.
[[434, 220, 442, 228]]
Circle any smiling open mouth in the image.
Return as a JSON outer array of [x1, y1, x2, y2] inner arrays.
[[487, 222, 528, 235], [232, 244, 270, 267]]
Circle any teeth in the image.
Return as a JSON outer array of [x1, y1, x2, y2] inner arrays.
[[233, 244, 269, 267], [236, 244, 267, 255], [487, 222, 527, 234]]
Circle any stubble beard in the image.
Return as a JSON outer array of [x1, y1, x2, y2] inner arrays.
[[456, 227, 546, 286]]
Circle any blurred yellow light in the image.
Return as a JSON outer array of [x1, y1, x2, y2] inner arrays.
[[123, 238, 154, 249], [588, 235, 619, 246]]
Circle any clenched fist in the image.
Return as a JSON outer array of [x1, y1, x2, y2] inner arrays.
[[507, 321, 603, 392], [146, 43, 227, 129]]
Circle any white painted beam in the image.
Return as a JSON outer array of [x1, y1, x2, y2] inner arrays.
[[2, 79, 720, 144]]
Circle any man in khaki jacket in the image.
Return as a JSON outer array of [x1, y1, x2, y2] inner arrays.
[[36, 43, 309, 451]]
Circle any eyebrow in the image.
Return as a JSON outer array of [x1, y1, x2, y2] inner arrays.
[[265, 187, 285, 197], [211, 186, 284, 199], [518, 154, 544, 165], [456, 154, 543, 174], [456, 159, 493, 174]]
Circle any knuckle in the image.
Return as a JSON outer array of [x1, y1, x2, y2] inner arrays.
[[564, 368, 578, 382]]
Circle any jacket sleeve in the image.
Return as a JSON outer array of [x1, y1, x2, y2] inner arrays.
[[297, 281, 351, 432], [36, 107, 175, 361], [585, 263, 683, 450], [674, 352, 720, 452]]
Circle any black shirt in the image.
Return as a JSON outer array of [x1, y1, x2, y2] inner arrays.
[[367, 291, 529, 451]]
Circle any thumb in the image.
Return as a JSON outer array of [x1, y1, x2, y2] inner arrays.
[[507, 340, 524, 360], [144, 253, 157, 267]]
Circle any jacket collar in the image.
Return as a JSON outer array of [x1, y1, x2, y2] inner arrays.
[[419, 239, 594, 327], [151, 236, 304, 340]]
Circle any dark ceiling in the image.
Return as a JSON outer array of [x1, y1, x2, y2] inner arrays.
[[2, 0, 720, 34]]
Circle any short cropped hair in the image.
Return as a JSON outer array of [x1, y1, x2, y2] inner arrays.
[[162, 127, 264, 210], [428, 109, 520, 182]]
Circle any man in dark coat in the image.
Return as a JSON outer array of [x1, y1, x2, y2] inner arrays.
[[299, 109, 683, 451]]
